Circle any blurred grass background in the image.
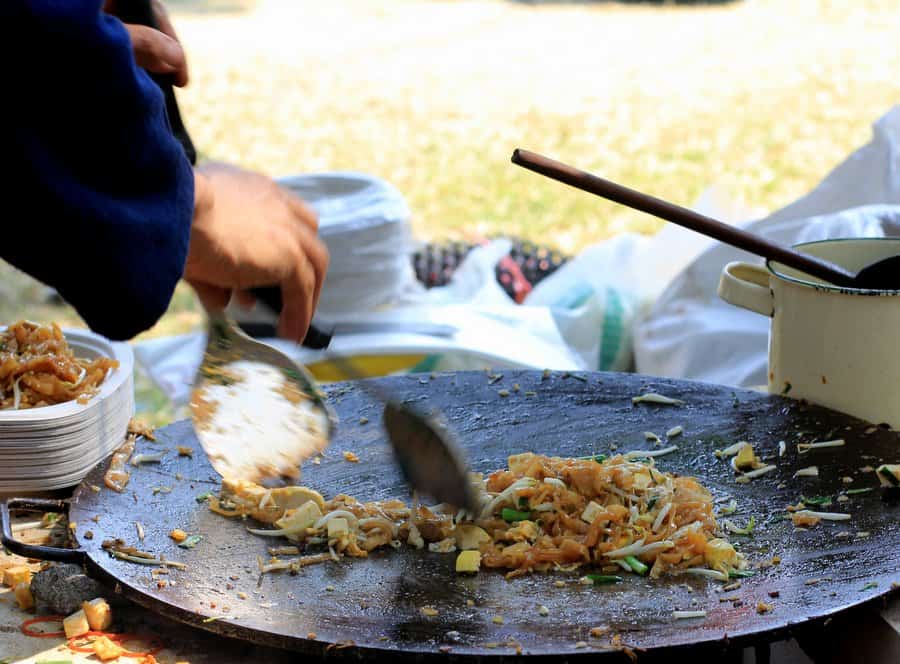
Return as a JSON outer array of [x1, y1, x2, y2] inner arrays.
[[2, 0, 899, 422]]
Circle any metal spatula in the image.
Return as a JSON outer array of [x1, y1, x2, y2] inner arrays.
[[190, 312, 338, 485], [235, 288, 479, 512]]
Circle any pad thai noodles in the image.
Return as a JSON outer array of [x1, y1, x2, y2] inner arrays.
[[0, 321, 118, 410], [211, 452, 747, 581]]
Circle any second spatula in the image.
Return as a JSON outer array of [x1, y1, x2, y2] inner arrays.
[[511, 149, 900, 290]]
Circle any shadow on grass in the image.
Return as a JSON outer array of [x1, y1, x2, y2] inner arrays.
[[167, 0, 258, 15]]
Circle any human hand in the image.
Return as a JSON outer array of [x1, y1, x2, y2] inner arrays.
[[104, 0, 189, 87], [185, 163, 330, 342]]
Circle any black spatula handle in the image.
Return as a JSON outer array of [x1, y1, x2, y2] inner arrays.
[[250, 287, 333, 350]]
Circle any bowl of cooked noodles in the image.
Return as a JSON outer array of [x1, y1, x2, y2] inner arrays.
[[0, 321, 134, 492]]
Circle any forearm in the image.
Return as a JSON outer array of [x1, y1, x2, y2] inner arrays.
[[2, 0, 195, 339]]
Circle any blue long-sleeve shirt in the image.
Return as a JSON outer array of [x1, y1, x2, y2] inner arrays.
[[4, 1, 194, 340]]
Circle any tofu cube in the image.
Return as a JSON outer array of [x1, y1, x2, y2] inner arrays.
[[327, 517, 349, 538], [454, 525, 490, 550], [14, 582, 34, 610], [581, 501, 604, 524], [3, 565, 32, 588], [82, 597, 113, 631], [63, 608, 90, 638], [455, 550, 481, 574], [734, 443, 756, 470]]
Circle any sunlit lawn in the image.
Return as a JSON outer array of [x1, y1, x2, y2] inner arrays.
[[4, 0, 899, 422]]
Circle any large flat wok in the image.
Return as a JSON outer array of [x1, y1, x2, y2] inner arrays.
[[3, 371, 898, 661]]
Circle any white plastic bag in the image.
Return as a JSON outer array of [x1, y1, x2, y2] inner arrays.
[[634, 105, 900, 387]]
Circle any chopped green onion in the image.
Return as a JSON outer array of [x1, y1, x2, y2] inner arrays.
[[623, 555, 648, 576], [878, 465, 899, 486], [800, 495, 833, 507], [844, 488, 874, 495], [577, 454, 607, 463], [646, 496, 658, 511], [724, 516, 756, 536], [178, 535, 203, 549], [196, 491, 214, 503], [729, 569, 755, 579], [718, 500, 738, 516], [632, 392, 684, 406], [860, 582, 878, 591], [518, 497, 529, 509], [501, 508, 532, 522], [585, 574, 623, 584]]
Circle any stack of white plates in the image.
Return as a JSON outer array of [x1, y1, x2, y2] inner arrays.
[[0, 328, 134, 492], [276, 172, 421, 316]]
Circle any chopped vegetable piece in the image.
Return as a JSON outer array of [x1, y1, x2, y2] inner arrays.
[[844, 488, 874, 495], [195, 491, 214, 503], [729, 570, 755, 579], [632, 393, 683, 406], [492, 616, 504, 625], [860, 582, 878, 591], [716, 442, 748, 458], [791, 510, 851, 527], [718, 500, 738, 516], [624, 445, 678, 459], [666, 425, 684, 438], [327, 517, 350, 538], [497, 389, 510, 397], [585, 574, 623, 584], [455, 550, 481, 573], [800, 495, 832, 507], [130, 451, 165, 465], [177, 446, 193, 457], [797, 439, 845, 454], [736, 465, 777, 482], [644, 432, 661, 443], [793, 466, 819, 478], [343, 451, 360, 463], [178, 535, 203, 549], [876, 464, 900, 487], [757, 601, 774, 614], [723, 516, 755, 536], [778, 441, 786, 457], [538, 605, 549, 616], [420, 606, 439, 617], [673, 610, 707, 619], [624, 555, 648, 576], [169, 529, 188, 542], [501, 508, 531, 523]]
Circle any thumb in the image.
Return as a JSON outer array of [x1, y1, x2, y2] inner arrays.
[[124, 24, 186, 83]]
